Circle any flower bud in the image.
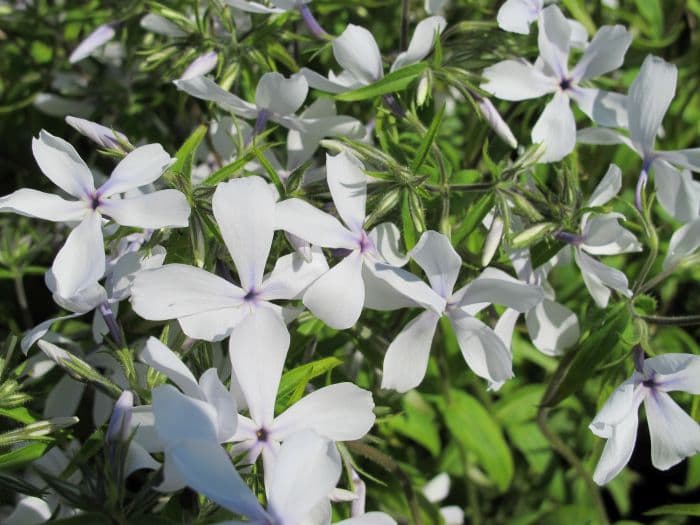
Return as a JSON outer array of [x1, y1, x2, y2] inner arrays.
[[106, 390, 134, 444], [476, 96, 517, 149]]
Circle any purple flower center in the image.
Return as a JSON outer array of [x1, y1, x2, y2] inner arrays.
[[244, 288, 260, 303], [559, 77, 572, 91], [89, 193, 102, 210], [256, 427, 269, 442]]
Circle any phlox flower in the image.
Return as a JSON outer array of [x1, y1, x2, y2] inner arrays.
[[422, 473, 464, 525], [275, 151, 409, 329], [590, 351, 700, 485], [65, 115, 131, 151], [373, 230, 543, 392], [496, 0, 588, 47], [174, 72, 309, 135], [578, 55, 700, 223], [130, 175, 328, 341], [556, 164, 642, 308], [299, 17, 446, 94], [0, 131, 188, 320], [482, 4, 631, 162]]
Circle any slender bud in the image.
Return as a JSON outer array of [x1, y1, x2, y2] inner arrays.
[[633, 346, 645, 374], [69, 23, 117, 64], [66, 116, 132, 152], [511, 222, 555, 248], [298, 4, 331, 40], [106, 390, 134, 444], [350, 469, 367, 517], [179, 51, 218, 81], [475, 96, 517, 149], [482, 216, 504, 267]]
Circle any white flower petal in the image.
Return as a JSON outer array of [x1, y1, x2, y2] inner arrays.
[[570, 88, 628, 128], [174, 76, 258, 119], [32, 130, 94, 198], [381, 310, 440, 392], [531, 92, 576, 163], [652, 160, 700, 224], [51, 212, 105, 299], [152, 385, 219, 444], [591, 406, 640, 485], [587, 163, 621, 208], [2, 496, 52, 525], [336, 513, 398, 525], [326, 151, 367, 232], [140, 337, 200, 399], [99, 144, 173, 197], [178, 307, 249, 342], [298, 67, 353, 94], [259, 249, 329, 301], [582, 214, 642, 256], [447, 311, 514, 385], [577, 127, 636, 149], [272, 382, 375, 441], [422, 472, 450, 502], [526, 298, 579, 355], [645, 391, 700, 470], [267, 431, 342, 524], [458, 267, 543, 312], [303, 251, 365, 329], [664, 218, 700, 270], [213, 176, 276, 291], [275, 198, 357, 249], [180, 51, 218, 81], [100, 189, 190, 228], [368, 222, 409, 267], [410, 230, 461, 298], [494, 307, 520, 350], [657, 148, 700, 172], [130, 264, 245, 320], [628, 55, 677, 153], [21, 313, 84, 354], [480, 60, 556, 101], [571, 25, 631, 82], [575, 249, 631, 308], [391, 16, 447, 72], [229, 307, 289, 427], [125, 441, 160, 476], [169, 439, 268, 519], [198, 368, 238, 442], [0, 188, 86, 222], [537, 5, 572, 79], [140, 14, 187, 37], [646, 354, 700, 394], [69, 23, 116, 63], [225, 0, 285, 13], [333, 25, 383, 84], [362, 263, 442, 311], [497, 0, 542, 34], [255, 72, 308, 116]]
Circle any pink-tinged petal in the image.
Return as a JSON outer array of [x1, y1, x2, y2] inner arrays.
[[628, 55, 677, 153], [326, 151, 367, 232], [32, 130, 95, 198], [259, 248, 329, 301], [198, 368, 238, 442], [140, 337, 200, 399], [537, 5, 571, 79], [275, 198, 357, 249], [457, 267, 543, 312], [447, 311, 514, 386], [645, 354, 700, 394], [213, 176, 276, 291], [381, 310, 440, 393], [531, 92, 576, 163], [50, 212, 105, 299], [652, 160, 700, 224], [0, 188, 86, 222], [272, 383, 375, 441], [303, 250, 365, 329], [390, 16, 447, 72], [267, 431, 342, 524], [152, 385, 219, 444], [229, 308, 289, 427], [645, 391, 700, 470], [570, 88, 628, 128], [130, 264, 245, 320], [99, 143, 174, 197], [664, 218, 700, 271], [255, 72, 308, 116], [169, 439, 268, 520], [480, 60, 556, 101], [100, 189, 190, 228], [410, 230, 461, 299], [571, 25, 632, 82], [174, 76, 258, 119], [333, 25, 383, 84], [179, 51, 218, 81], [69, 23, 116, 63], [525, 299, 579, 356]]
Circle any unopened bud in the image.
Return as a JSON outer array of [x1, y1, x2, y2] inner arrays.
[[511, 223, 555, 248], [66, 116, 132, 152], [482, 216, 504, 266], [476, 96, 517, 149], [106, 390, 134, 444], [179, 51, 218, 81]]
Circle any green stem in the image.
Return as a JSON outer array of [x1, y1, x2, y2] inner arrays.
[[13, 272, 32, 328], [637, 313, 700, 327], [537, 407, 609, 525]]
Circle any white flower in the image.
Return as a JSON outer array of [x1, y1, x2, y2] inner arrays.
[[496, 0, 588, 47], [131, 175, 328, 341], [422, 473, 464, 525], [578, 55, 700, 223], [373, 230, 543, 392], [590, 351, 700, 485], [174, 72, 309, 134], [0, 131, 189, 307], [482, 5, 631, 162], [275, 152, 408, 329], [65, 115, 131, 151], [299, 17, 446, 94], [558, 164, 642, 308]]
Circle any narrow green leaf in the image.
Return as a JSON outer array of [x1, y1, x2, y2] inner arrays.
[[452, 193, 494, 245], [335, 63, 427, 102], [167, 124, 208, 191], [276, 357, 343, 412], [410, 104, 445, 173], [644, 503, 700, 517], [0, 442, 49, 470]]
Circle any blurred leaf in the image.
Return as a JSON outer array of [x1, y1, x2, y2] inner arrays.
[[385, 391, 441, 457], [0, 442, 49, 470], [645, 503, 700, 516], [276, 357, 343, 412]]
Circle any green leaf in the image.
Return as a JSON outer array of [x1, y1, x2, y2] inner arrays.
[[167, 124, 208, 191], [0, 472, 46, 497], [43, 513, 108, 524], [384, 391, 441, 457], [335, 63, 427, 102], [541, 303, 631, 407], [644, 503, 700, 517], [442, 389, 514, 492], [276, 357, 343, 412], [410, 104, 445, 173], [452, 193, 494, 245], [0, 406, 37, 424], [0, 442, 49, 470]]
